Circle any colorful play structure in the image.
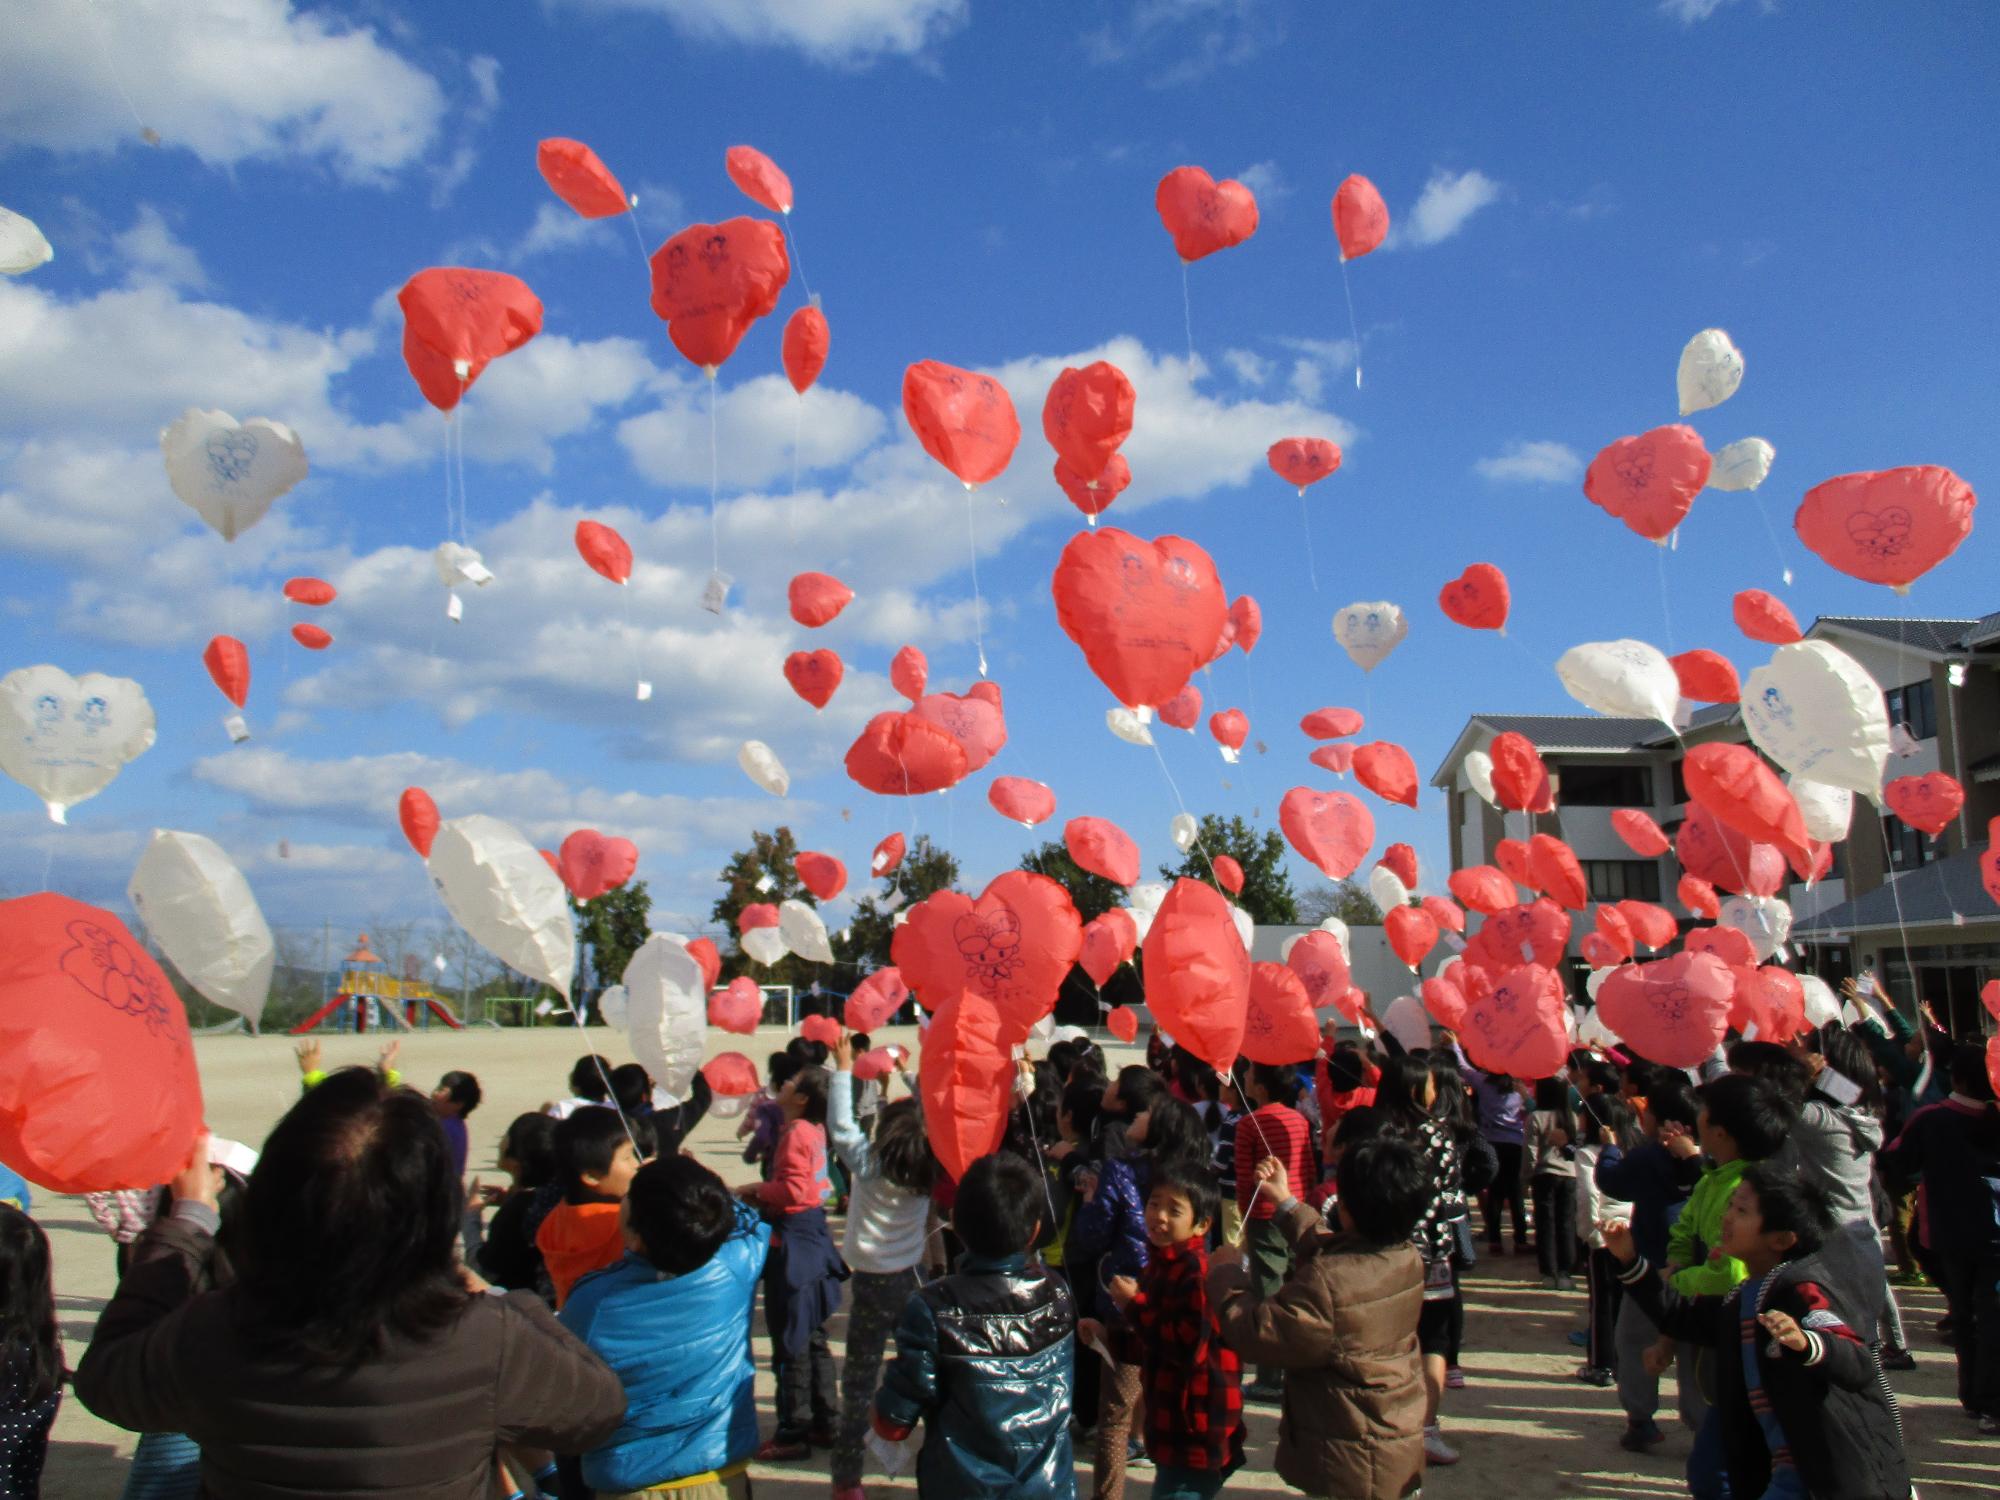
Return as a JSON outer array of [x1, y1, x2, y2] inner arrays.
[[289, 933, 464, 1034]]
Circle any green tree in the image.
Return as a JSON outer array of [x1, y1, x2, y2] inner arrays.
[[1154, 814, 1300, 924], [578, 879, 652, 991], [1020, 839, 1126, 923], [844, 835, 962, 970], [710, 827, 821, 988], [1297, 878, 1382, 926]]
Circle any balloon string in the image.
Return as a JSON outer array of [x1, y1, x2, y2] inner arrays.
[[787, 398, 803, 546], [1179, 260, 1196, 369], [1148, 735, 1219, 885], [1226, 1071, 1281, 1246], [708, 375, 721, 577], [1653, 543, 1678, 652], [453, 408, 471, 546], [40, 839, 54, 894], [625, 206, 650, 274], [82, 0, 155, 141], [1298, 489, 1320, 593], [1015, 1062, 1061, 1234], [1338, 257, 1363, 390], [782, 213, 815, 307], [441, 416, 454, 543], [964, 487, 988, 677], [1753, 496, 1795, 589]]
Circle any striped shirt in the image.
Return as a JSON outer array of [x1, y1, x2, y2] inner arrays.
[[1234, 1104, 1313, 1220]]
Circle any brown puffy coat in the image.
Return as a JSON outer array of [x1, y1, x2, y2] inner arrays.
[[1208, 1201, 1425, 1500], [75, 1211, 626, 1499]]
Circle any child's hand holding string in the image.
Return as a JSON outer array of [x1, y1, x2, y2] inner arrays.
[[1256, 1155, 1291, 1204], [1758, 1309, 1809, 1353], [1107, 1275, 1138, 1309]]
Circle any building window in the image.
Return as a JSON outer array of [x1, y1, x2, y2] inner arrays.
[[1558, 763, 1654, 807], [1669, 758, 1689, 806], [1882, 813, 1936, 872], [1583, 860, 1662, 902], [1885, 678, 1937, 740]]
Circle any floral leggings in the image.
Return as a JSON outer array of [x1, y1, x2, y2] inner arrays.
[[833, 1266, 920, 1488]]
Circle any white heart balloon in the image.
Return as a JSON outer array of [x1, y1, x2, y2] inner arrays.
[[1368, 864, 1409, 915], [1229, 903, 1254, 954], [738, 740, 789, 797], [1382, 994, 1432, 1053], [1170, 812, 1199, 852], [741, 925, 787, 967], [1742, 641, 1890, 798], [1557, 638, 1680, 724], [1106, 707, 1154, 747], [127, 829, 274, 1027], [160, 409, 308, 542], [1464, 749, 1498, 808], [1333, 600, 1408, 673], [1799, 973, 1840, 1029], [1677, 328, 1744, 416], [1719, 895, 1792, 963], [597, 983, 629, 1030], [1709, 437, 1775, 492], [1317, 916, 1353, 964], [779, 898, 833, 964], [0, 666, 156, 822], [623, 935, 706, 1100], [0, 206, 53, 276], [1787, 775, 1854, 843], [1123, 904, 1153, 945], [428, 814, 575, 997]]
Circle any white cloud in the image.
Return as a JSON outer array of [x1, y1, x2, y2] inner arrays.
[[618, 374, 888, 490], [1474, 440, 1583, 485], [113, 206, 210, 292], [557, 0, 969, 62], [515, 202, 618, 260], [1659, 0, 1747, 20], [1396, 168, 1503, 249], [1221, 349, 1269, 385], [1, 0, 449, 181], [1234, 159, 1289, 203]]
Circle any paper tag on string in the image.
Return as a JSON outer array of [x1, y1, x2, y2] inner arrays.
[[223, 714, 249, 744], [446, 591, 464, 622], [755, 873, 775, 893], [534, 999, 555, 1017], [1081, 1328, 1117, 1367], [636, 681, 653, 702], [701, 570, 731, 615]]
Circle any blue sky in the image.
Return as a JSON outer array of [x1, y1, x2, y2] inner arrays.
[[2, 0, 1995, 958]]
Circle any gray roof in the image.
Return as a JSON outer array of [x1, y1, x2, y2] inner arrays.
[[1964, 611, 2000, 648], [1794, 843, 1997, 936], [1462, 715, 1667, 751], [1812, 616, 1983, 655]]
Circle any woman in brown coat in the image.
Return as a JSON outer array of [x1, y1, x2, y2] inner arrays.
[[1207, 1137, 1429, 1500], [76, 1068, 626, 1499]]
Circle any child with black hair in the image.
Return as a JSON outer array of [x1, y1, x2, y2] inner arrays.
[[537, 1106, 642, 1308], [1208, 1137, 1428, 1499], [430, 1069, 482, 1181], [829, 1036, 936, 1500], [1052, 1075, 1106, 1437], [1573, 1094, 1635, 1388], [547, 1053, 614, 1119], [1526, 1074, 1580, 1289], [874, 1152, 1077, 1498], [1084, 1156, 1243, 1500], [473, 1112, 560, 1294], [0, 1203, 60, 1498], [1608, 1164, 1912, 1499], [1233, 1062, 1314, 1402], [739, 1050, 801, 1177], [558, 1156, 772, 1497], [736, 1064, 844, 1462], [1098, 1065, 1167, 1158]]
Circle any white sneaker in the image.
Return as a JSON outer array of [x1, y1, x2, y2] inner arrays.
[[1424, 1425, 1460, 1466]]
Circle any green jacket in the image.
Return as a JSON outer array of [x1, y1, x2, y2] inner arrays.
[[1666, 1156, 1748, 1297]]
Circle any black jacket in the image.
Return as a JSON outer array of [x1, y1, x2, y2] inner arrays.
[[1617, 1249, 1910, 1500], [875, 1252, 1076, 1498]]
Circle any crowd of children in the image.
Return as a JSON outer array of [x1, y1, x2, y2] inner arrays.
[[4, 971, 1996, 1499]]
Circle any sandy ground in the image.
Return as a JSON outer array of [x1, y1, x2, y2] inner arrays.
[[39, 1028, 1993, 1497]]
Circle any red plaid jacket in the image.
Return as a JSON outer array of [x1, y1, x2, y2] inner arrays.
[[1118, 1237, 1244, 1472]]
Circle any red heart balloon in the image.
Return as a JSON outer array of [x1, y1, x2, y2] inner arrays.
[[1612, 809, 1671, 857], [1981, 979, 2000, 1024], [1684, 743, 1815, 875], [1280, 788, 1374, 879], [1142, 879, 1250, 1071], [1301, 707, 1364, 740], [784, 649, 843, 709], [1670, 648, 1741, 704], [892, 871, 1083, 1041], [737, 903, 779, 932], [1447, 866, 1516, 916], [1793, 466, 1976, 590], [1042, 361, 1135, 484], [1459, 963, 1570, 1080], [1386, 906, 1440, 970], [1752, 966, 1806, 1043], [1584, 424, 1713, 541], [919, 990, 1014, 1182], [1155, 166, 1259, 261], [1439, 563, 1510, 632], [1422, 895, 1466, 935], [1616, 902, 1679, 952], [703, 1052, 761, 1097], [1595, 906, 1636, 961], [1065, 816, 1140, 887], [1267, 437, 1342, 491], [558, 830, 639, 902], [903, 359, 1021, 487], [872, 833, 905, 877], [1212, 855, 1245, 896], [575, 520, 633, 585], [1676, 802, 1785, 896], [1465, 898, 1571, 973], [1595, 953, 1732, 1068], [537, 137, 628, 219], [1884, 772, 1965, 838], [1678, 874, 1721, 920], [648, 218, 789, 371], [988, 776, 1056, 827], [788, 572, 853, 628], [912, 687, 1006, 772], [399, 268, 544, 400], [291, 623, 332, 651], [890, 645, 928, 702], [795, 852, 846, 902], [1051, 527, 1229, 709], [1377, 843, 1420, 892], [1352, 742, 1419, 809], [1209, 709, 1249, 752], [1055, 451, 1130, 518], [844, 712, 970, 796], [1732, 589, 1801, 645], [202, 635, 250, 709], [1107, 1005, 1141, 1044], [801, 1015, 842, 1048], [1242, 963, 1320, 1064], [1494, 838, 1538, 893], [1230, 595, 1262, 654], [1332, 173, 1390, 260], [1687, 925, 1757, 968], [1489, 732, 1554, 813], [1310, 744, 1355, 776], [782, 305, 829, 394], [724, 145, 793, 214], [844, 967, 910, 1033], [1581, 933, 1625, 970], [1158, 682, 1203, 731], [1982, 845, 2000, 910], [1286, 930, 1351, 1009], [399, 787, 440, 859], [686, 937, 721, 992], [1528, 835, 1588, 911], [708, 977, 763, 1035], [1080, 909, 1138, 987], [283, 577, 336, 607], [402, 323, 481, 411], [1422, 974, 1469, 1030], [853, 1046, 904, 1082]]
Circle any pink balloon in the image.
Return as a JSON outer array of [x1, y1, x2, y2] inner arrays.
[[1527, 834, 1588, 911], [1280, 788, 1374, 878], [1230, 595, 1262, 654], [1421, 895, 1465, 935], [1447, 866, 1516, 916], [1617, 901, 1679, 951], [1884, 772, 1965, 837], [1107, 1005, 1141, 1044], [1080, 909, 1138, 987], [891, 645, 928, 702], [907, 684, 1005, 771], [1422, 974, 1469, 1030], [1793, 466, 1976, 590], [557, 830, 639, 902], [845, 967, 910, 1033], [1386, 906, 1440, 970], [1310, 744, 1355, 776], [702, 1052, 761, 1096], [854, 1046, 904, 1082], [1268, 437, 1342, 491], [1438, 563, 1510, 632], [1055, 451, 1131, 518], [1331, 173, 1389, 260], [1595, 953, 1733, 1068], [1377, 844, 1419, 891], [919, 991, 1013, 1182], [1213, 855, 1244, 897], [1458, 964, 1570, 1080], [1065, 816, 1140, 887], [1209, 708, 1249, 752], [1300, 707, 1364, 740], [1285, 930, 1351, 1009], [1241, 963, 1320, 1065], [1583, 425, 1713, 541], [788, 572, 853, 628], [1158, 682, 1203, 731], [708, 978, 763, 1035], [799, 1014, 842, 1048], [1465, 898, 1571, 974], [988, 775, 1056, 827]]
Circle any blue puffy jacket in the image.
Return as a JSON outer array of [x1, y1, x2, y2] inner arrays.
[[558, 1200, 771, 1492], [1065, 1155, 1149, 1319]]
